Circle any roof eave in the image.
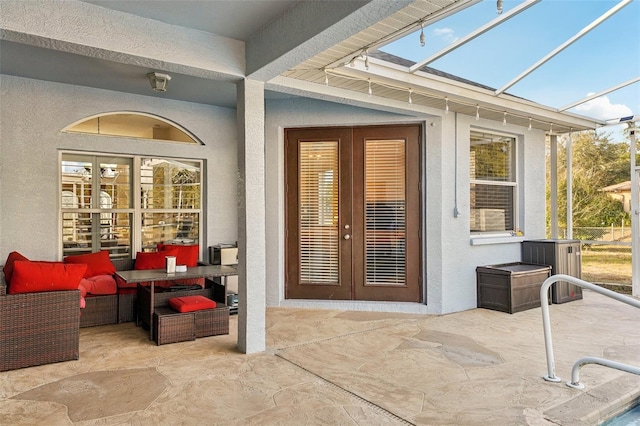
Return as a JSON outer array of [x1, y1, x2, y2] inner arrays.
[[334, 57, 605, 133]]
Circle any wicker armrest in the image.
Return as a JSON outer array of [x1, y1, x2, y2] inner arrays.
[[0, 275, 80, 371], [1, 272, 7, 296]]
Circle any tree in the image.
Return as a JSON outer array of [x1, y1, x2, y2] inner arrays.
[[547, 130, 630, 232]]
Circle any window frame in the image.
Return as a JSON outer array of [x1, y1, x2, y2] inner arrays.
[[60, 151, 203, 258], [469, 129, 519, 236]]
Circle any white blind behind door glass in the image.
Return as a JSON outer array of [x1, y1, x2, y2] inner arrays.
[[299, 141, 339, 284], [365, 140, 406, 286]]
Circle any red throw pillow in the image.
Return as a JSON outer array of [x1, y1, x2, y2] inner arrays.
[[9, 261, 86, 294], [134, 249, 178, 270], [3, 251, 29, 284], [157, 243, 199, 267], [78, 274, 117, 295], [64, 250, 116, 278], [168, 295, 216, 313]]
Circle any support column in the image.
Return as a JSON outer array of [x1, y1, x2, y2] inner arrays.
[[566, 132, 573, 239], [550, 134, 558, 239], [236, 78, 266, 353], [629, 125, 639, 297]]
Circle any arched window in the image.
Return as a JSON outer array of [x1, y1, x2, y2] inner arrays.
[[62, 112, 202, 144]]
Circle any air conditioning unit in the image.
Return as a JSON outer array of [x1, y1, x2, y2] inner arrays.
[[471, 209, 505, 231]]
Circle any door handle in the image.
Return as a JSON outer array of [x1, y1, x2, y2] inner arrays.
[[343, 234, 351, 240]]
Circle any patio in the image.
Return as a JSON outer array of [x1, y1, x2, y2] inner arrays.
[[1, 290, 638, 425]]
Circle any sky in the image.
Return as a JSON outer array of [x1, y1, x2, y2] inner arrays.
[[381, 0, 640, 142]]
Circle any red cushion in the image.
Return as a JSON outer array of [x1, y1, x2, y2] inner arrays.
[[168, 295, 216, 313], [78, 274, 117, 295], [134, 249, 178, 270], [9, 261, 86, 294], [3, 251, 29, 284], [157, 243, 199, 267], [115, 274, 136, 289], [64, 250, 116, 278]]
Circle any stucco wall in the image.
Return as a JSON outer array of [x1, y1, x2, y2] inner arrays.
[[0, 75, 238, 262], [0, 75, 548, 315], [265, 97, 547, 315], [436, 113, 548, 313]]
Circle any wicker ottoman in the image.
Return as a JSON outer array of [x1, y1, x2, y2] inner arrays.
[[195, 305, 230, 338], [153, 307, 195, 345]]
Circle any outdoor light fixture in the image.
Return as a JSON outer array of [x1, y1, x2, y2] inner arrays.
[[147, 72, 171, 92], [419, 23, 426, 47], [497, 0, 503, 14]]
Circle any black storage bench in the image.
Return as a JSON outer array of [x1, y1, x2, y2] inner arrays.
[[476, 262, 551, 313]]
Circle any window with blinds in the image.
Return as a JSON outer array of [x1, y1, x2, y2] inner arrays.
[[298, 141, 339, 284], [469, 130, 516, 233], [365, 139, 406, 286]]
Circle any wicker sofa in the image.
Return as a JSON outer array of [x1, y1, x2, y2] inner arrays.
[[81, 258, 218, 328], [0, 255, 226, 370], [0, 272, 81, 371], [77, 258, 134, 327]]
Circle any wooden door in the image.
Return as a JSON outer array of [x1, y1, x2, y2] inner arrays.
[[285, 125, 421, 302]]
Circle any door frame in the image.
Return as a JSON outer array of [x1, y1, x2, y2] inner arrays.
[[284, 124, 424, 303]]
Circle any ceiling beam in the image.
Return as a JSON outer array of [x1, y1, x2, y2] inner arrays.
[[495, 0, 633, 96], [0, 1, 246, 81], [246, 0, 413, 82], [559, 76, 640, 112], [409, 0, 541, 73]]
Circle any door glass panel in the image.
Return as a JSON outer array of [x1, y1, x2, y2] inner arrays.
[[365, 140, 406, 285], [299, 142, 339, 284]]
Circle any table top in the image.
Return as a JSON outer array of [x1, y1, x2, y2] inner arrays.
[[115, 264, 237, 284]]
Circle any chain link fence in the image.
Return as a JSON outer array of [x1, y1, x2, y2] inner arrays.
[[555, 227, 632, 288], [558, 226, 632, 245]]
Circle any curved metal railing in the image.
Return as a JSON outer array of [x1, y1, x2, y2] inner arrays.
[[540, 274, 640, 389]]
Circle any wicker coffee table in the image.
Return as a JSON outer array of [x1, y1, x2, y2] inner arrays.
[[116, 265, 237, 340]]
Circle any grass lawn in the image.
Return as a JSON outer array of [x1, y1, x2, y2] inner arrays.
[[581, 245, 631, 286]]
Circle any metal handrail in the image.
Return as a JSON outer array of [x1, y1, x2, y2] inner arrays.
[[540, 274, 640, 389]]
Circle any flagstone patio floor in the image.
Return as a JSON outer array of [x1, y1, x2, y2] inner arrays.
[[1, 289, 639, 425]]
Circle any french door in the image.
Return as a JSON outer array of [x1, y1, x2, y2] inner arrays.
[[285, 125, 421, 302]]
